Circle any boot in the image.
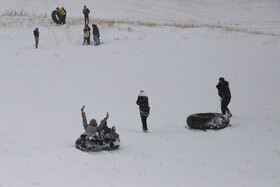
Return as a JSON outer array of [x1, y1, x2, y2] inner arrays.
[[226, 109, 232, 117]]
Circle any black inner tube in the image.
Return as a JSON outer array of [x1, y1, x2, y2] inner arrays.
[[187, 113, 230, 130], [51, 10, 62, 24]]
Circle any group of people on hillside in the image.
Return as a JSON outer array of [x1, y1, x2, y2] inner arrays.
[[83, 23, 100, 45], [81, 78, 232, 135], [32, 6, 233, 133], [82, 5, 100, 45], [33, 5, 100, 48]]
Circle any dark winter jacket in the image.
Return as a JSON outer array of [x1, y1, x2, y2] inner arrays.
[[83, 8, 90, 16], [81, 112, 98, 136], [97, 119, 108, 132], [33, 29, 39, 38], [92, 25, 100, 36], [216, 81, 231, 99], [97, 120, 114, 140], [101, 125, 112, 134], [136, 91, 150, 117]]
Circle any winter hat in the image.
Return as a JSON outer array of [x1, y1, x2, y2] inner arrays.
[[219, 77, 225, 82], [89, 119, 97, 126], [139, 90, 147, 96]]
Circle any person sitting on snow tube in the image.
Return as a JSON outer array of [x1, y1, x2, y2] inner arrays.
[[97, 115, 118, 143], [80, 105, 108, 139]]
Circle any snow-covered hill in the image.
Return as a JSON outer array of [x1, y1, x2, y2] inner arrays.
[[0, 0, 280, 186]]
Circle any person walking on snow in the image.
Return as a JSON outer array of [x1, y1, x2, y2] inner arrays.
[[216, 77, 232, 117], [136, 90, 150, 132], [83, 5, 90, 24], [33, 27, 39, 49], [92, 24, 100, 45]]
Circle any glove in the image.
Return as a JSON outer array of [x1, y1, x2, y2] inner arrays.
[[81, 105, 85, 112], [105, 112, 109, 120]]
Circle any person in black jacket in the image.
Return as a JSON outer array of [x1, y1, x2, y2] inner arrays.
[[83, 5, 90, 24], [33, 27, 39, 48], [92, 24, 100, 45], [216, 77, 232, 117], [136, 90, 150, 132]]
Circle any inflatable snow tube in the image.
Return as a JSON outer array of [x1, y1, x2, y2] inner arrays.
[[75, 137, 120, 152], [186, 113, 230, 130], [75, 129, 120, 152], [51, 10, 62, 24]]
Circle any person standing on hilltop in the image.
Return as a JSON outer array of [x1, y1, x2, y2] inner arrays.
[[92, 24, 100, 45], [33, 27, 39, 49], [83, 5, 90, 24]]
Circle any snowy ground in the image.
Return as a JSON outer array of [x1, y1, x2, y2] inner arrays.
[[0, 0, 280, 187]]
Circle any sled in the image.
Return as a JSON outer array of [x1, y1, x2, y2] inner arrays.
[[186, 113, 230, 130], [75, 128, 120, 152], [51, 10, 63, 24]]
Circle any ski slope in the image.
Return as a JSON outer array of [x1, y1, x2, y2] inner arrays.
[[0, 0, 280, 186]]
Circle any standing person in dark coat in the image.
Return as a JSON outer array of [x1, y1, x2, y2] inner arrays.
[[83, 5, 90, 24], [136, 90, 150, 132], [216, 77, 232, 117], [92, 24, 100, 45], [33, 27, 39, 49]]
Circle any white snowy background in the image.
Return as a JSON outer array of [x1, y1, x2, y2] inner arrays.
[[0, 0, 280, 186]]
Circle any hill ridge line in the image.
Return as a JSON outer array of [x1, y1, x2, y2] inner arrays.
[[1, 15, 279, 37]]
